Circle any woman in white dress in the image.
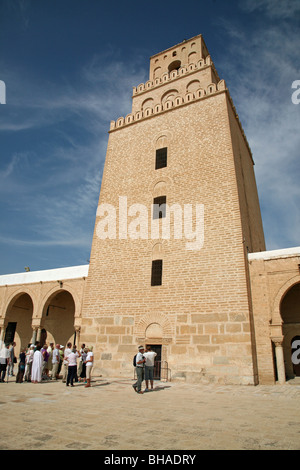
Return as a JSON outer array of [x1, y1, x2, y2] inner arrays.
[[31, 345, 43, 383]]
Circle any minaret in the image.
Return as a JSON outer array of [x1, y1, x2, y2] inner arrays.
[[81, 34, 265, 385]]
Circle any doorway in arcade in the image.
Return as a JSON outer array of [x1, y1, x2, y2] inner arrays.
[[3, 293, 33, 356], [41, 290, 76, 348]]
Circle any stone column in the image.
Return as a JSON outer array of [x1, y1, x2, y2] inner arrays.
[[37, 327, 42, 342], [31, 326, 42, 344], [272, 337, 286, 384], [0, 324, 5, 348], [75, 327, 81, 347], [0, 326, 5, 342], [31, 327, 38, 344]]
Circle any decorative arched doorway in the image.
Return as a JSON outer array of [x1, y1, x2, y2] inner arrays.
[[281, 282, 300, 379]]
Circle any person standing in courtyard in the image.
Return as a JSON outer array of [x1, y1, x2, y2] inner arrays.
[[8, 342, 16, 377], [0, 343, 10, 382], [79, 346, 87, 382], [77, 343, 85, 381], [84, 346, 94, 388], [47, 343, 54, 378], [66, 347, 80, 387], [132, 345, 146, 394], [51, 344, 60, 380], [31, 345, 43, 383], [41, 344, 49, 379], [16, 348, 26, 383], [58, 345, 64, 375], [62, 342, 72, 383], [24, 345, 35, 382], [143, 345, 157, 391]]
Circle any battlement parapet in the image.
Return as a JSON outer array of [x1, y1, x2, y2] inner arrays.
[[133, 56, 213, 96], [110, 80, 226, 131], [109, 78, 252, 159]]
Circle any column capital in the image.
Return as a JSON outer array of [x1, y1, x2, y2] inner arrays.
[[271, 336, 284, 347], [31, 325, 40, 331]]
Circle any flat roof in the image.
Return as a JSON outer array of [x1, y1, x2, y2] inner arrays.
[[248, 246, 300, 261], [0, 265, 89, 286], [1, 246, 299, 286], [150, 34, 203, 59]]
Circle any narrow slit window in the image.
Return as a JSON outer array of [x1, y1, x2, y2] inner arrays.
[[155, 147, 167, 169], [151, 259, 163, 286], [153, 195, 167, 219]]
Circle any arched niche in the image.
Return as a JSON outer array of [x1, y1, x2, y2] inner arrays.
[[186, 79, 201, 93], [161, 89, 179, 106]]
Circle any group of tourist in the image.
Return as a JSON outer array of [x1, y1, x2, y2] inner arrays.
[[1, 341, 158, 393], [132, 345, 157, 394], [0, 341, 94, 388]]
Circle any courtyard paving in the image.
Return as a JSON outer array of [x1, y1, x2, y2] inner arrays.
[[1, 374, 300, 451]]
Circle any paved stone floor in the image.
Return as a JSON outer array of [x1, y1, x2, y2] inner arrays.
[[1, 375, 300, 450]]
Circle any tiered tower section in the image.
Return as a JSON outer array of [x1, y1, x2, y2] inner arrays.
[[110, 36, 250, 156]]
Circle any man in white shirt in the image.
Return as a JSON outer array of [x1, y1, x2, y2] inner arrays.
[[143, 346, 157, 391]]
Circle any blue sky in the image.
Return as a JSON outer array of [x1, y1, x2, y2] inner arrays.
[[0, 0, 299, 275]]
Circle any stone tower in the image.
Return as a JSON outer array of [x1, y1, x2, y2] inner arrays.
[[80, 34, 265, 385]]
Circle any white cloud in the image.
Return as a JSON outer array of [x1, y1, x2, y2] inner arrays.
[[0, 153, 21, 179], [240, 0, 300, 18]]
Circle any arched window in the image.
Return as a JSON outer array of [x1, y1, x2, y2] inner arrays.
[[168, 60, 181, 73]]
